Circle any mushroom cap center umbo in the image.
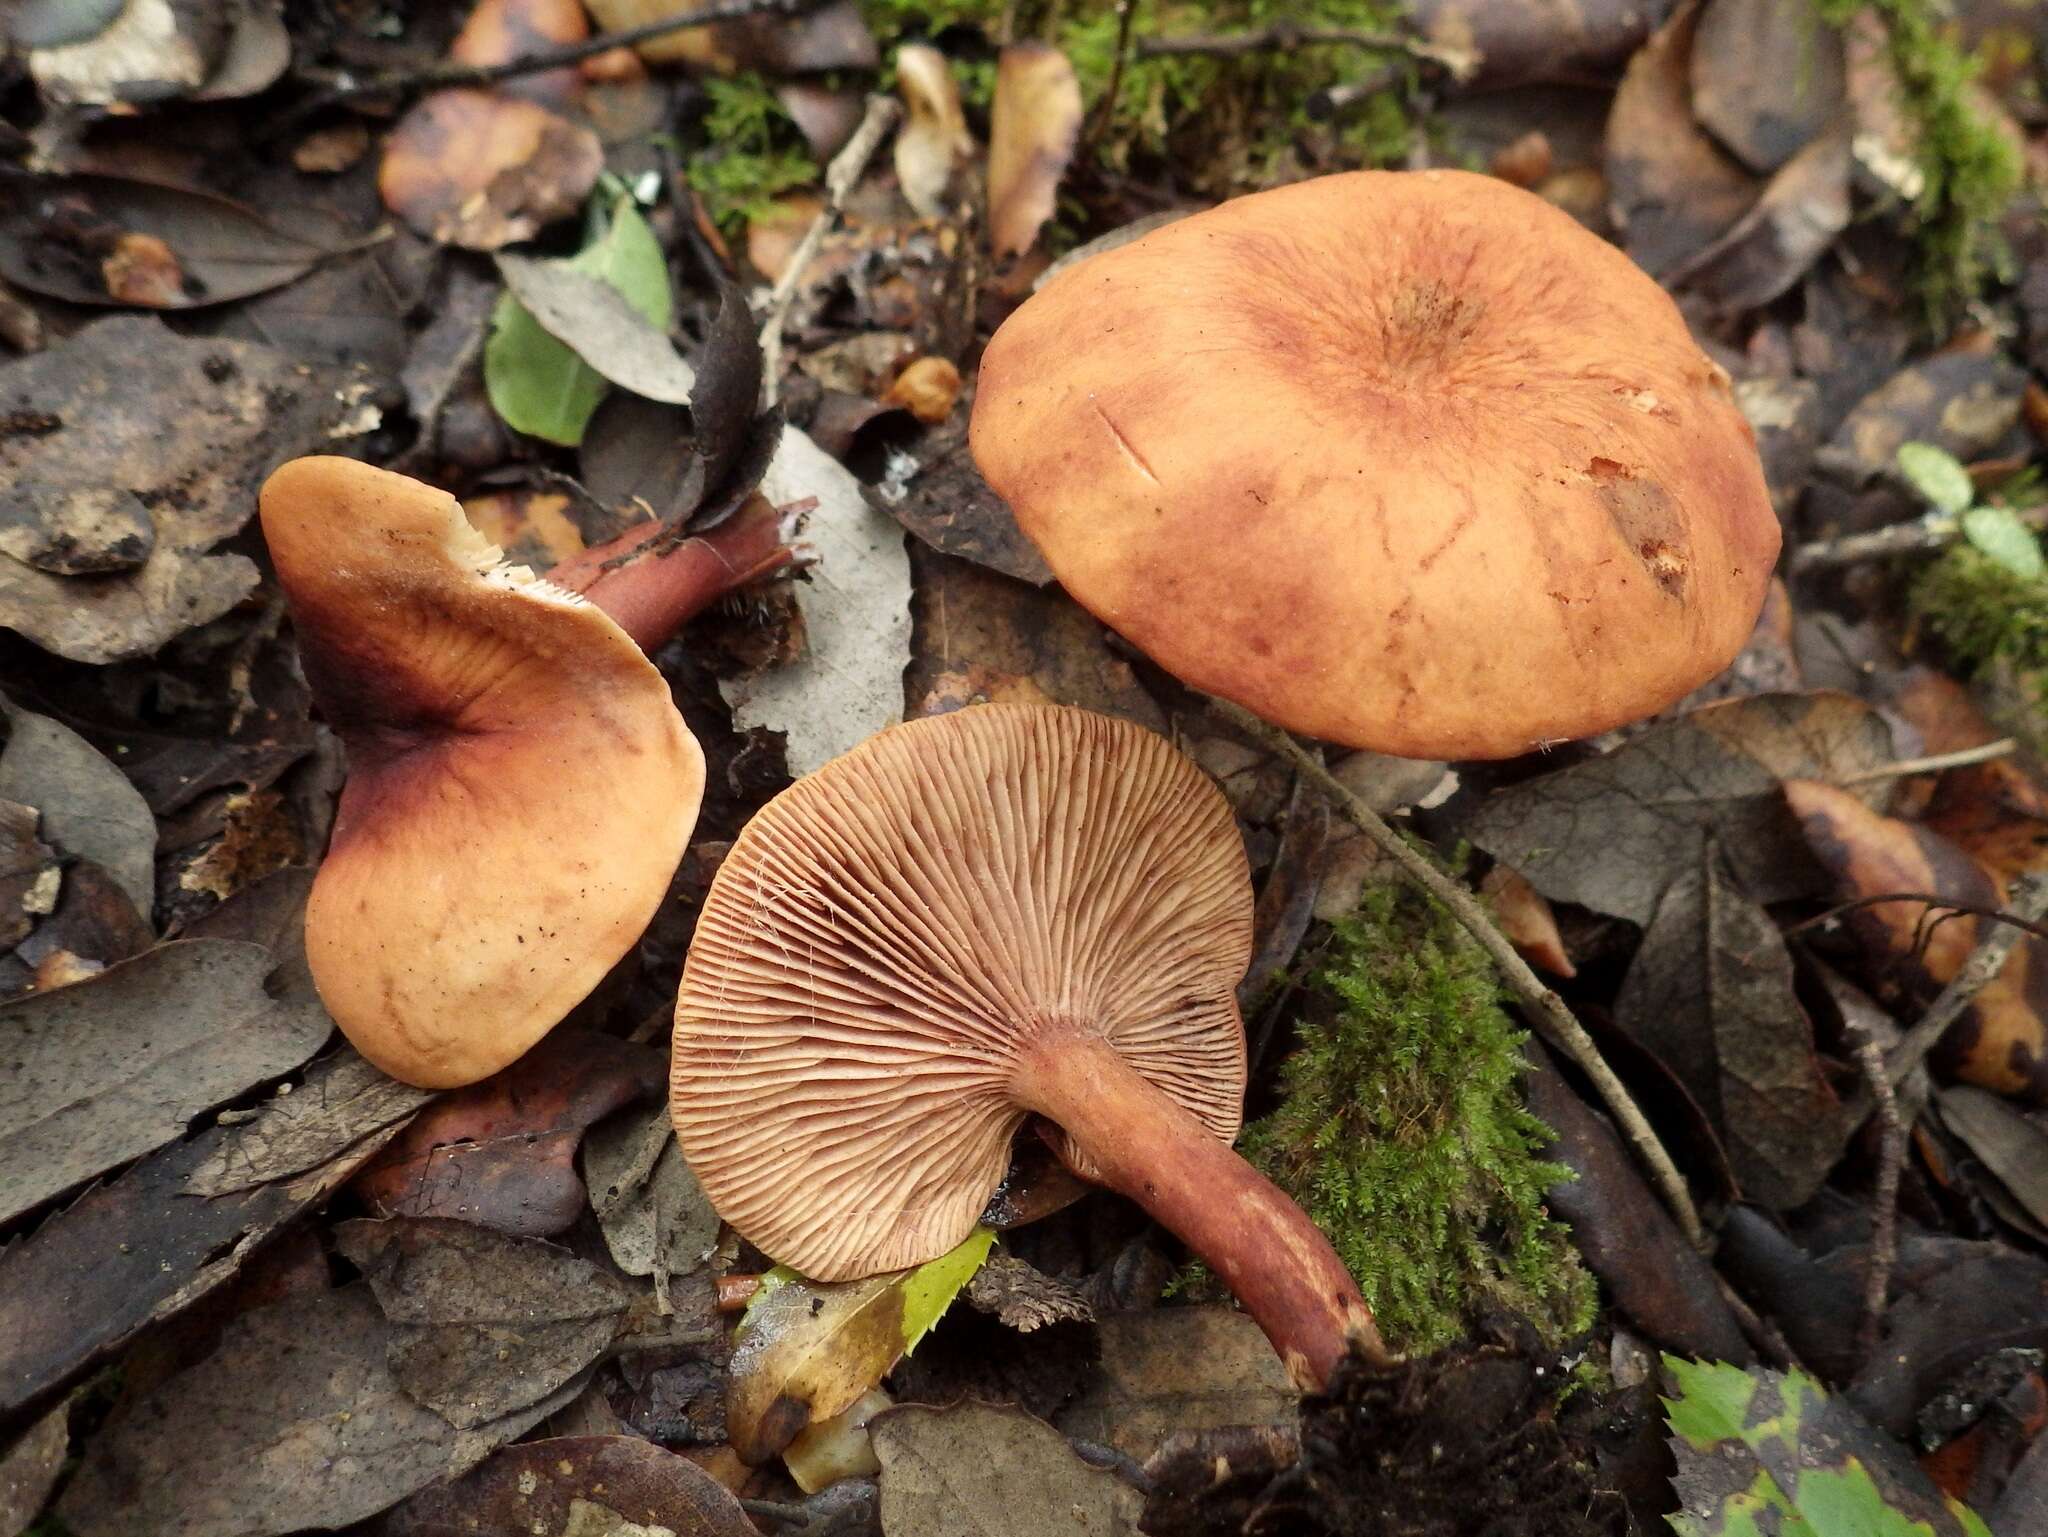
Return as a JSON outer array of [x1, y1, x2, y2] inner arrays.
[[670, 704, 1252, 1282], [969, 169, 1783, 761]]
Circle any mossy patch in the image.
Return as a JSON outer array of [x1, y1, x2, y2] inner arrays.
[[1238, 879, 1596, 1355], [684, 73, 821, 236]]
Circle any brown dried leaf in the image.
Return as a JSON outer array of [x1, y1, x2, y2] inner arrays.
[[350, 1030, 662, 1236], [874, 1401, 1142, 1537], [582, 1101, 719, 1302], [1054, 1309, 1296, 1462], [987, 44, 1083, 262], [335, 1218, 632, 1427], [1668, 121, 1851, 313], [184, 1047, 431, 1197], [1480, 864, 1576, 978], [1923, 759, 2048, 884], [376, 1435, 756, 1537], [380, 92, 603, 251], [54, 1286, 587, 1537], [1785, 779, 2048, 1101], [1689, 0, 1844, 172], [0, 1404, 68, 1537], [963, 1254, 1094, 1333], [1604, 0, 1759, 279], [878, 418, 1053, 585]]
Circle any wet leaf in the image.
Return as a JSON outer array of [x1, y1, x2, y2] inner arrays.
[[1055, 1309, 1297, 1462], [987, 44, 1083, 262], [0, 695, 155, 920], [720, 426, 913, 776], [54, 1286, 588, 1537], [381, 91, 603, 251], [727, 1226, 994, 1464], [336, 1217, 632, 1427], [350, 1029, 662, 1236], [1466, 692, 1893, 925], [0, 176, 343, 309], [0, 1042, 420, 1423], [1615, 854, 1847, 1208], [1664, 1356, 1993, 1536], [486, 194, 672, 445], [1816, 351, 2028, 489], [376, 1435, 757, 1537], [874, 417, 1055, 585], [1896, 441, 1975, 516], [0, 939, 331, 1225], [1604, 0, 1759, 279], [873, 1401, 1141, 1537]]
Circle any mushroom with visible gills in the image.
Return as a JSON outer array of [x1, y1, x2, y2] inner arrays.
[[669, 702, 1388, 1390], [262, 456, 789, 1088], [969, 169, 1783, 760]]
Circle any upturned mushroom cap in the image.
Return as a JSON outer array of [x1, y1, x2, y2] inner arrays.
[[969, 169, 1783, 759], [670, 704, 1250, 1280], [262, 456, 704, 1089]]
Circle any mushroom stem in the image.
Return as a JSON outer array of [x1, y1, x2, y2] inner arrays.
[[548, 493, 800, 652], [1013, 1029, 1390, 1390]]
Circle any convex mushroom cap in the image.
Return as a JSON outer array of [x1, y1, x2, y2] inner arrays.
[[970, 169, 1782, 759], [672, 703, 1382, 1388], [262, 456, 704, 1088]]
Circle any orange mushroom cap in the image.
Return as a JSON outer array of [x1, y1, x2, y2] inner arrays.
[[969, 169, 1783, 760], [672, 704, 1384, 1388], [261, 457, 704, 1088]]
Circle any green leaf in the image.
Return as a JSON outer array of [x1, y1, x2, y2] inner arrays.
[[728, 1228, 995, 1465], [483, 194, 673, 446], [1663, 1356, 1760, 1450], [1897, 441, 1976, 515], [1960, 504, 2046, 581]]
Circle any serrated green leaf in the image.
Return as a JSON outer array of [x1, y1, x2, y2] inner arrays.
[[1897, 442, 1976, 515], [1960, 504, 2046, 580], [727, 1228, 995, 1464], [1662, 1355, 1758, 1450], [483, 193, 672, 446]]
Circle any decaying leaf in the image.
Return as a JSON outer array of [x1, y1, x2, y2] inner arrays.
[[585, 0, 875, 69], [0, 938, 331, 1226], [1785, 779, 2048, 1102], [1056, 1308, 1298, 1462], [1925, 758, 2048, 885], [0, 314, 372, 662], [727, 1226, 994, 1464], [0, 695, 156, 920], [0, 800, 56, 956], [54, 1287, 589, 1537], [381, 92, 603, 250], [0, 482, 154, 575], [336, 1218, 632, 1428], [964, 1253, 1095, 1333], [1664, 1356, 1992, 1536], [987, 44, 1083, 263], [351, 1030, 662, 1236], [1614, 854, 1847, 1208], [1467, 691, 1893, 925], [873, 1401, 1142, 1537], [1815, 351, 2029, 489], [719, 426, 912, 776], [1480, 864, 1575, 978], [376, 1435, 757, 1537], [183, 1047, 432, 1197], [1688, 0, 1843, 173], [582, 1101, 720, 1305], [1932, 1085, 2048, 1236], [19, 0, 226, 105], [0, 1402, 68, 1537], [1603, 0, 1758, 279], [872, 417, 1054, 585], [1668, 122, 1851, 313]]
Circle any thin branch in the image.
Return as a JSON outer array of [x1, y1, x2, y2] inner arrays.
[[1790, 501, 2048, 574], [1137, 22, 1477, 80], [1836, 738, 2018, 784], [293, 0, 821, 107], [1849, 1028, 1904, 1357], [1781, 892, 2048, 949], [758, 94, 902, 408], [1210, 698, 1706, 1250], [1081, 0, 1139, 149], [1887, 872, 2048, 1088]]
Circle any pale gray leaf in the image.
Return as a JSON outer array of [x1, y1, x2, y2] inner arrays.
[[495, 252, 696, 405], [183, 1048, 432, 1198], [0, 697, 157, 920], [873, 1401, 1141, 1537]]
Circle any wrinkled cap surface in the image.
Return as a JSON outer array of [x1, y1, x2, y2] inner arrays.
[[671, 703, 1251, 1280], [970, 169, 1784, 759], [262, 456, 703, 1088]]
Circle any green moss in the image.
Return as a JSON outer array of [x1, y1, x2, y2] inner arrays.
[[1238, 880, 1596, 1355], [1818, 0, 2022, 322], [1911, 543, 2048, 703], [685, 74, 821, 236]]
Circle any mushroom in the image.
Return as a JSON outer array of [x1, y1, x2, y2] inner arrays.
[[670, 702, 1386, 1389], [261, 456, 785, 1087], [969, 169, 1782, 760]]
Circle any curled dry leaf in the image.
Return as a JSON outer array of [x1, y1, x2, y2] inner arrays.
[[1668, 121, 1851, 314], [1785, 778, 2048, 1102], [380, 92, 603, 250], [1479, 864, 1575, 977], [987, 44, 1083, 263], [894, 45, 974, 220], [378, 1436, 757, 1537], [883, 355, 961, 424]]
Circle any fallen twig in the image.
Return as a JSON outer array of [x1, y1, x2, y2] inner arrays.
[[1790, 502, 2048, 574], [1886, 872, 2048, 1089], [1849, 1029, 1905, 1357], [1210, 698, 1706, 1249], [1138, 22, 1477, 81], [758, 94, 902, 409], [1836, 738, 2018, 784], [1781, 891, 2048, 950], [1082, 0, 1140, 150], [291, 0, 821, 109]]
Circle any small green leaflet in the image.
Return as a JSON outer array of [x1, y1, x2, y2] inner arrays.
[[726, 1227, 996, 1464], [1896, 441, 1975, 517], [1662, 1356, 1992, 1537], [484, 192, 673, 446], [1960, 504, 2046, 581]]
